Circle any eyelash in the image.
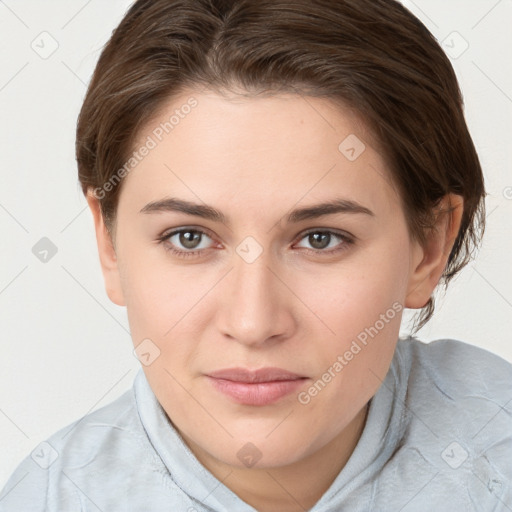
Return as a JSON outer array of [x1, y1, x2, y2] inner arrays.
[[156, 227, 355, 259]]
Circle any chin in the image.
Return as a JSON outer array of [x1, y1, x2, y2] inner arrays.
[[222, 432, 313, 469]]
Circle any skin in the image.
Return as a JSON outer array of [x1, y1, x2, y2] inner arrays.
[[87, 88, 463, 512]]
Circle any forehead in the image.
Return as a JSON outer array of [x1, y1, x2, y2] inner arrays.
[[121, 90, 399, 220]]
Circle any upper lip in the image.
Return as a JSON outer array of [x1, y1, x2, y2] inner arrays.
[[206, 367, 306, 383]]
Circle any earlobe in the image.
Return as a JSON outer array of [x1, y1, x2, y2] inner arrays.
[[86, 190, 126, 307], [404, 193, 464, 309]]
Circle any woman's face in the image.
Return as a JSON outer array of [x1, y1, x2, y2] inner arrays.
[[98, 89, 429, 469]]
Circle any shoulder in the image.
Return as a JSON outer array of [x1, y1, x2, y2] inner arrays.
[[0, 370, 198, 511], [395, 336, 512, 433], [388, 337, 512, 508], [0, 382, 151, 511], [397, 336, 512, 399]]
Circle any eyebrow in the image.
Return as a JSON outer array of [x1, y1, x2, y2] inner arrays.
[[139, 197, 375, 223]]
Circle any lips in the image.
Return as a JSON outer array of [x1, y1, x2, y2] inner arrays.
[[205, 367, 308, 406], [206, 367, 306, 383]]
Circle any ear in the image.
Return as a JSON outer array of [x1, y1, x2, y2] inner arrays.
[[405, 193, 464, 309], [86, 190, 126, 307]]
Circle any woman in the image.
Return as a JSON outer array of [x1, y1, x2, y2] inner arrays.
[[1, 0, 510, 510]]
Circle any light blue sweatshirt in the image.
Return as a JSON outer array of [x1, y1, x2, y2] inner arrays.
[[1, 337, 511, 511]]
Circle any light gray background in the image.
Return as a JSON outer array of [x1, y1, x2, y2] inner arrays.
[[0, 0, 511, 484]]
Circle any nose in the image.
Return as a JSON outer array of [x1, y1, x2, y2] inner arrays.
[[216, 249, 295, 347]]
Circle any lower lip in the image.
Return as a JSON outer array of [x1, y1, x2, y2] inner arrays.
[[206, 376, 307, 406]]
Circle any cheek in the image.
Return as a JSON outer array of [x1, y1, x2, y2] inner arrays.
[[118, 247, 216, 346], [116, 244, 172, 340], [293, 240, 409, 392], [294, 243, 409, 336]]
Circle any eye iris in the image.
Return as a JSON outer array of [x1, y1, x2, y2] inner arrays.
[[180, 230, 202, 249], [309, 232, 330, 249]]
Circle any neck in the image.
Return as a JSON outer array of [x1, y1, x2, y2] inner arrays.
[[179, 402, 369, 512]]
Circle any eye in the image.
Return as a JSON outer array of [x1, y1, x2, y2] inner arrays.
[[157, 227, 354, 259], [157, 227, 215, 258], [294, 229, 354, 255]]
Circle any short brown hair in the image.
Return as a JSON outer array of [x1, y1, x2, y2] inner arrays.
[[76, 0, 486, 333]]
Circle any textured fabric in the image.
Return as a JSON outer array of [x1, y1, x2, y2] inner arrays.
[[1, 337, 511, 511]]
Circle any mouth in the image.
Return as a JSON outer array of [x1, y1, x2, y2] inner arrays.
[[205, 367, 309, 406]]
